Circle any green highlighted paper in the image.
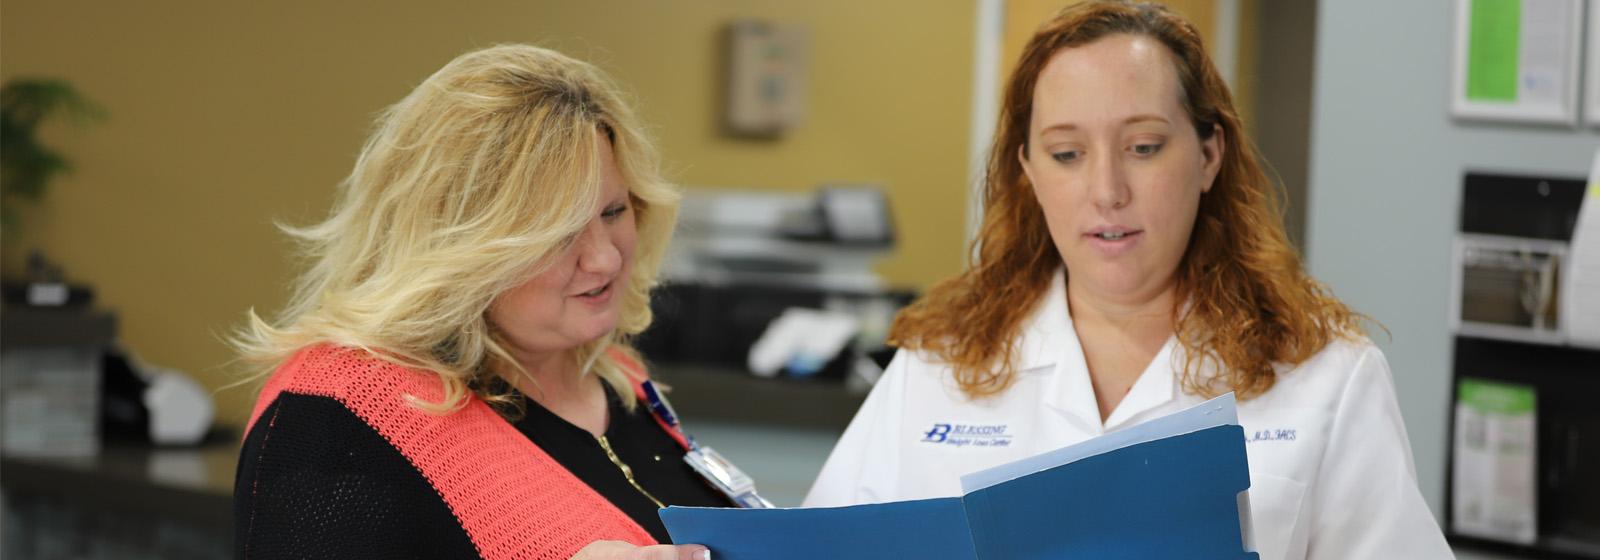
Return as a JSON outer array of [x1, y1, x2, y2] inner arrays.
[[1466, 0, 1521, 102], [1457, 378, 1535, 415]]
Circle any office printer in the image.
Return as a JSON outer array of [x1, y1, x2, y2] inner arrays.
[[640, 187, 912, 379]]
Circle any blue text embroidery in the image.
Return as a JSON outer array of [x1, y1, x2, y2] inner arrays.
[[1248, 428, 1297, 443], [921, 423, 1014, 448]]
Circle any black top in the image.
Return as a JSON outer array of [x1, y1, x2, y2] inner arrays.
[[235, 383, 732, 559], [236, 393, 484, 559], [510, 383, 733, 543]]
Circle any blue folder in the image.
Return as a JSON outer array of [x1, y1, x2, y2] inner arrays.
[[660, 394, 1260, 559]]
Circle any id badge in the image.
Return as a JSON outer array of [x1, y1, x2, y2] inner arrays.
[[684, 446, 774, 509]]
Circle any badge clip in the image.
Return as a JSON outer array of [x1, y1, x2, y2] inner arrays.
[[641, 380, 774, 509]]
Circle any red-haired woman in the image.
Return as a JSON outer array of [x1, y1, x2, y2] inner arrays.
[[804, 2, 1450, 558]]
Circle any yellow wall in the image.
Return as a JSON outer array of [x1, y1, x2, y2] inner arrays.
[[0, 1, 974, 425], [1236, 0, 1259, 135], [999, 0, 1255, 128]]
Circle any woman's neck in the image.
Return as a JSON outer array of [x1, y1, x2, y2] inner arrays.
[[500, 348, 609, 437], [504, 349, 580, 394], [1065, 278, 1179, 338], [1066, 278, 1180, 422]]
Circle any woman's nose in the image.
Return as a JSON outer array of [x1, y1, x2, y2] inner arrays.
[[575, 221, 622, 274], [1089, 153, 1131, 210]]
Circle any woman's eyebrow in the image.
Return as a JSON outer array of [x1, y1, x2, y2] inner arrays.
[[1039, 114, 1169, 134], [1123, 114, 1170, 125]]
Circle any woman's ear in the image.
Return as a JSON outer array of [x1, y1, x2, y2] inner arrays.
[[1200, 124, 1224, 193], [1018, 143, 1037, 189]]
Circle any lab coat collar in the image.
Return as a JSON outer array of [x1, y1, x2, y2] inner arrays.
[[1102, 337, 1177, 430], [1018, 267, 1177, 433], [1014, 267, 1071, 371], [1016, 268, 1102, 432]]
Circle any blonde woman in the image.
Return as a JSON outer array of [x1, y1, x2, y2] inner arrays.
[[232, 45, 723, 560]]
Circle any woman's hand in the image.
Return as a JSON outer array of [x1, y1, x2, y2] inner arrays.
[[571, 540, 710, 560]]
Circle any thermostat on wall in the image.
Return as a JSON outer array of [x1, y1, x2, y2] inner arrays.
[[723, 19, 808, 137]]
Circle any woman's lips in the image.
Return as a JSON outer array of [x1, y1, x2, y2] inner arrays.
[[573, 282, 614, 305], [1084, 230, 1143, 257]]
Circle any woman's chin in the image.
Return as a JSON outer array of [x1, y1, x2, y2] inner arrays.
[[1071, 268, 1164, 304], [574, 314, 620, 345]]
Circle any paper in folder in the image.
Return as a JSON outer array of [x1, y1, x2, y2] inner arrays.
[[660, 394, 1258, 559]]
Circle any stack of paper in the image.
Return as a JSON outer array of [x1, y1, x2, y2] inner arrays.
[[1562, 148, 1600, 348], [661, 394, 1258, 559]]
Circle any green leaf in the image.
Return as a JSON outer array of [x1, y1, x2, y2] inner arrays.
[[0, 78, 105, 233]]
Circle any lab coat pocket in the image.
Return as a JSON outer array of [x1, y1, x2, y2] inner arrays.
[[1247, 472, 1309, 560]]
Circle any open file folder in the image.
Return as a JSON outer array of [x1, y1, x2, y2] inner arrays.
[[660, 394, 1258, 559]]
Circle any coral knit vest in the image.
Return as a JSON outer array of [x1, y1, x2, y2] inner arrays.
[[246, 344, 686, 559]]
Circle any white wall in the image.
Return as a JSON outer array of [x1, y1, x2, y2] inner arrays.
[[1307, 1, 1600, 517]]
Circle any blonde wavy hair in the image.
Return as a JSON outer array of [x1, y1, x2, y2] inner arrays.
[[234, 44, 679, 413], [890, 0, 1363, 401]]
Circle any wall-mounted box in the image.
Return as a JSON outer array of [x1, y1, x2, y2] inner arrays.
[[723, 20, 808, 137]]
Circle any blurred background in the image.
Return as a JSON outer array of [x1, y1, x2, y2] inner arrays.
[[2, 1, 1597, 558]]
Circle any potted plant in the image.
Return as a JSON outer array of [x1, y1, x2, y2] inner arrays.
[[1, 78, 104, 234], [1, 79, 103, 301]]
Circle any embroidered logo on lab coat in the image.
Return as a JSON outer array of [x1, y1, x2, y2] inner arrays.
[[1247, 428, 1297, 443], [920, 423, 1014, 448]]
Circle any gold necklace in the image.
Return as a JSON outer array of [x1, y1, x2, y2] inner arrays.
[[595, 434, 665, 508]]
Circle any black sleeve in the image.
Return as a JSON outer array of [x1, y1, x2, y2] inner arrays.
[[233, 393, 481, 560]]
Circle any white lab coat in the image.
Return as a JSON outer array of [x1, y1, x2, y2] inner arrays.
[[804, 269, 1453, 560]]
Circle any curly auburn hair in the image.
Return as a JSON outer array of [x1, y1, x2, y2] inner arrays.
[[888, 0, 1363, 400]]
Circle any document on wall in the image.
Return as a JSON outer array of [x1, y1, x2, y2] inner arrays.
[[1451, 378, 1538, 544], [1452, 0, 1582, 123], [1563, 147, 1600, 348], [659, 394, 1259, 560]]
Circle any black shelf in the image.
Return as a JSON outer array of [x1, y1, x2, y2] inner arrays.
[[1449, 533, 1600, 560], [1446, 335, 1600, 559], [0, 442, 236, 533], [651, 363, 867, 433]]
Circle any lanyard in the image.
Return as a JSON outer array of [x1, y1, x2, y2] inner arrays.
[[641, 380, 774, 509]]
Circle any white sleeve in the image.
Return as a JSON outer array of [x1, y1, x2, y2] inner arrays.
[[801, 349, 910, 507], [1305, 345, 1453, 559]]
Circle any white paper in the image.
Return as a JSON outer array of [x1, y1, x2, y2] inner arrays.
[[1515, 0, 1575, 107], [1451, 383, 1538, 544], [960, 393, 1239, 493], [1587, 0, 1600, 126], [1562, 148, 1600, 347], [747, 307, 858, 377]]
